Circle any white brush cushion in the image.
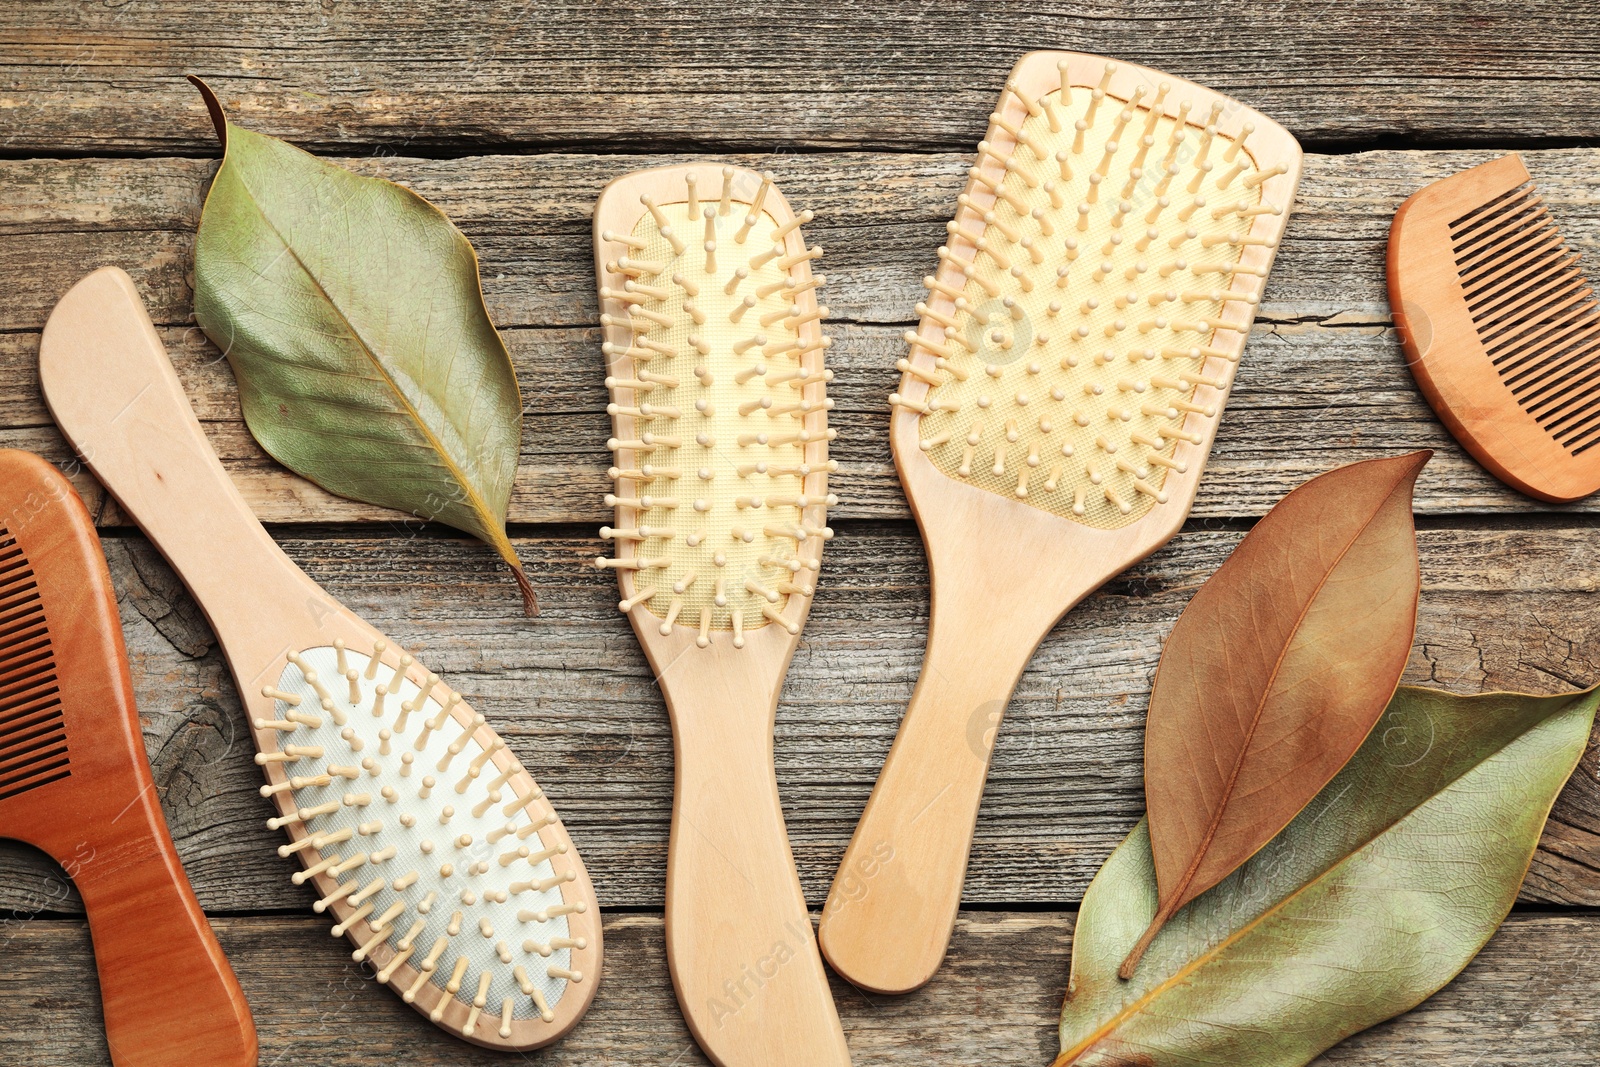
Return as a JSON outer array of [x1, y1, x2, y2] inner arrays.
[[271, 645, 576, 1018]]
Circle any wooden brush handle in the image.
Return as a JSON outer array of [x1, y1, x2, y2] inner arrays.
[[818, 577, 1064, 995], [77, 809, 258, 1066], [661, 670, 850, 1067], [39, 267, 321, 658]]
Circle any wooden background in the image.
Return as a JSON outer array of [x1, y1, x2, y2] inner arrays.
[[4, 2, 1600, 1063]]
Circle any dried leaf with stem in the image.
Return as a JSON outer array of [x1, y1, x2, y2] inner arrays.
[[1122, 451, 1431, 976], [187, 76, 536, 613]]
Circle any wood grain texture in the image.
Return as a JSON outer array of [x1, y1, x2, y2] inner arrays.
[[819, 51, 1307, 994], [9, 150, 1600, 524], [593, 165, 849, 1067], [0, 521, 1594, 916], [0, 451, 256, 1067], [1388, 154, 1600, 502], [2, 910, 1598, 1065], [5, 6, 1600, 1061], [1, 3, 1598, 154], [37, 268, 601, 1050]]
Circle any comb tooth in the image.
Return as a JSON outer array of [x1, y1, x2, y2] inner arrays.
[[1460, 233, 1567, 301], [1456, 200, 1554, 272], [1465, 230, 1568, 302], [1450, 182, 1538, 239], [1523, 354, 1600, 423], [1475, 269, 1589, 344], [1543, 369, 1600, 429], [1509, 327, 1600, 409], [1557, 404, 1600, 449], [1486, 295, 1597, 364]]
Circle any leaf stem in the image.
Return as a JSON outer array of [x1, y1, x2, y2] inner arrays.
[[509, 561, 540, 617], [1118, 898, 1177, 980]]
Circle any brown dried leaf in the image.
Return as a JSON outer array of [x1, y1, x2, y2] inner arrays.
[[1120, 451, 1430, 977]]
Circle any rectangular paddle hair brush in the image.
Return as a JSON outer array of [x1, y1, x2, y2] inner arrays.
[[819, 50, 1301, 995], [0, 448, 256, 1066]]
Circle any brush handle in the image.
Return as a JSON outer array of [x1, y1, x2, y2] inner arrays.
[[660, 659, 850, 1067], [818, 571, 1065, 995], [39, 267, 325, 670], [76, 802, 258, 1067]]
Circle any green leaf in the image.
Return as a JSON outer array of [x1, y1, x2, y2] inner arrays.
[[1056, 684, 1600, 1067], [187, 77, 535, 613]]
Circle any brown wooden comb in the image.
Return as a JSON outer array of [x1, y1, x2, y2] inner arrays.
[[0, 449, 256, 1066], [1389, 153, 1600, 502]]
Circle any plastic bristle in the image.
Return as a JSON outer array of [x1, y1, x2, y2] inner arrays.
[[261, 642, 585, 1026], [899, 63, 1283, 526], [599, 171, 832, 645], [1446, 178, 1600, 453]]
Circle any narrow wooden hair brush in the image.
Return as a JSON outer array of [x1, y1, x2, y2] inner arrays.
[[38, 267, 601, 1051], [1389, 153, 1600, 502], [593, 164, 848, 1067], [0, 448, 257, 1066], [818, 51, 1302, 995]]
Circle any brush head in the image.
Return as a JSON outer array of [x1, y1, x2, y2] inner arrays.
[[894, 53, 1299, 529], [594, 165, 834, 649], [1389, 153, 1600, 502], [255, 638, 599, 1048]]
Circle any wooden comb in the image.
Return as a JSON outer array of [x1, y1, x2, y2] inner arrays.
[[1389, 153, 1600, 502], [0, 449, 257, 1066], [817, 51, 1302, 995], [592, 164, 849, 1067], [39, 267, 601, 1050]]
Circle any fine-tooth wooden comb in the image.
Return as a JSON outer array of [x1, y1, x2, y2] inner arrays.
[[1389, 153, 1600, 502], [818, 51, 1302, 995], [38, 267, 601, 1051], [0, 449, 257, 1066], [593, 164, 848, 1067]]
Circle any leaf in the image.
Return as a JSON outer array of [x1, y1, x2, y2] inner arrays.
[[186, 77, 536, 614], [1058, 684, 1600, 1067], [1122, 452, 1431, 974]]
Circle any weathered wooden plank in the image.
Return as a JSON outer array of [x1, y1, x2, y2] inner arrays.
[[0, 318, 1587, 523], [0, 523, 1595, 914], [10, 149, 1600, 332], [1, 3, 1596, 154], [8, 149, 1600, 520], [2, 910, 1596, 1065]]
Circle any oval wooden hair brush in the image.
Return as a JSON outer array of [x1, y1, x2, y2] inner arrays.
[[1389, 152, 1600, 502], [0, 448, 256, 1066], [593, 164, 848, 1067], [38, 267, 601, 1051], [817, 50, 1302, 994]]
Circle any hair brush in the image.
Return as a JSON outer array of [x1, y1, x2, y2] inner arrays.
[[817, 51, 1302, 994], [1389, 153, 1600, 502], [38, 267, 601, 1050], [592, 164, 848, 1067], [0, 448, 256, 1066]]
